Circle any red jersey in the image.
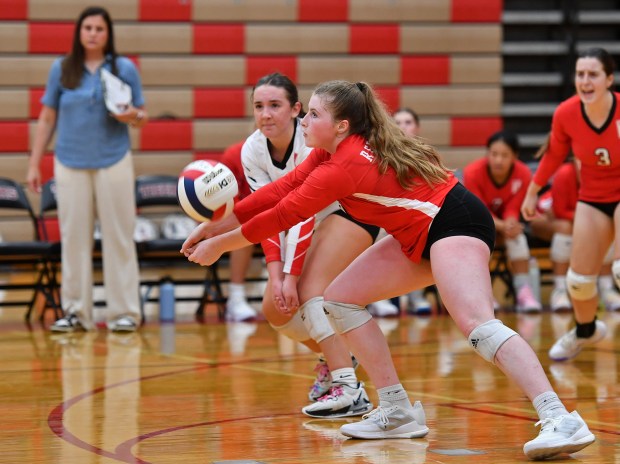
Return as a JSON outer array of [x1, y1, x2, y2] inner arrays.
[[536, 190, 553, 215], [533, 92, 620, 202], [234, 135, 457, 263], [220, 141, 251, 200], [550, 163, 578, 221], [462, 157, 531, 221]]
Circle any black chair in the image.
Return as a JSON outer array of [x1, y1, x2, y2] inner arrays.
[[38, 179, 64, 316], [38, 177, 61, 251], [134, 174, 226, 320], [0, 177, 61, 321], [489, 245, 516, 305]]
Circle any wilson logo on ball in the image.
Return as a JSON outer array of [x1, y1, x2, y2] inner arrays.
[[177, 160, 238, 223]]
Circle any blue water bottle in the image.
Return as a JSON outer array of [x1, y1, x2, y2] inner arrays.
[[159, 278, 175, 322]]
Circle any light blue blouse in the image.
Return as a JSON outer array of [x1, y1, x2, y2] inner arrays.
[[41, 55, 145, 169]]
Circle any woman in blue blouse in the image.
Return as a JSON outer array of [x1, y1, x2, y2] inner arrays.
[[28, 6, 148, 333]]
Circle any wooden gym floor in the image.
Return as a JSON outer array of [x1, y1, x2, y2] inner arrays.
[[0, 304, 619, 464]]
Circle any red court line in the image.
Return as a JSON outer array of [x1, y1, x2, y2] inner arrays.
[[46, 354, 300, 462], [47, 347, 620, 463], [113, 412, 297, 460], [47, 365, 212, 463]]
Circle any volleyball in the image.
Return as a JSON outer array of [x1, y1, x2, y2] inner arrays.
[[177, 160, 238, 223]]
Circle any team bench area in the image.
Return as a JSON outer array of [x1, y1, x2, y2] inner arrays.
[[0, 175, 268, 324]]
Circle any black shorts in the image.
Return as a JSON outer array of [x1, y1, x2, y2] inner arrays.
[[579, 199, 619, 219], [331, 208, 381, 242], [422, 182, 495, 260]]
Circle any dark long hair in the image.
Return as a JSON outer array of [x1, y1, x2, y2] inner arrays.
[[252, 72, 306, 117], [61, 6, 117, 89], [486, 130, 520, 155], [578, 47, 616, 77]]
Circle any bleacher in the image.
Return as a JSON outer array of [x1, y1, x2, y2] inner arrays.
[[0, 0, 504, 183], [502, 0, 620, 160]]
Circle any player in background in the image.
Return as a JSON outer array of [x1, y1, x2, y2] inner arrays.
[[219, 141, 260, 322], [529, 151, 620, 313], [522, 49, 620, 359], [464, 130, 542, 312]]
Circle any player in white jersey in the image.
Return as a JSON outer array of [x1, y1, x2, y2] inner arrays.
[[242, 118, 318, 276], [241, 73, 381, 418]]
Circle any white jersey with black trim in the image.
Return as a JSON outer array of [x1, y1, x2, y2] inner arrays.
[[241, 119, 336, 274], [241, 119, 312, 192]]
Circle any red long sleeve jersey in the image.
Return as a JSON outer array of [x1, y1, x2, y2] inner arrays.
[[463, 157, 531, 221], [533, 93, 620, 202], [234, 135, 457, 263], [220, 141, 251, 200]]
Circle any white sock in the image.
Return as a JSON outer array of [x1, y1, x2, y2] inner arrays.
[[228, 283, 246, 300], [553, 275, 567, 289], [599, 275, 614, 291], [409, 289, 424, 299], [331, 367, 357, 388], [513, 273, 530, 291], [533, 391, 568, 419], [377, 384, 412, 409]]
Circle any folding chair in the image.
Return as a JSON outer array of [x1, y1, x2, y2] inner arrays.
[[489, 245, 516, 304], [134, 175, 226, 320], [0, 177, 61, 321], [38, 179, 63, 316]]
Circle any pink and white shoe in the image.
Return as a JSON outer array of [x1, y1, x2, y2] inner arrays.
[[516, 284, 542, 313]]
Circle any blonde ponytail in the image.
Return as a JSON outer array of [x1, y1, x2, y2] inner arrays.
[[315, 81, 450, 188]]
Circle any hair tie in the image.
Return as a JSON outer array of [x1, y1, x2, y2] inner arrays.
[[355, 82, 364, 92]]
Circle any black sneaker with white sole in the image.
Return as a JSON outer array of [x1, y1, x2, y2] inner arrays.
[[50, 314, 86, 333], [308, 355, 359, 402]]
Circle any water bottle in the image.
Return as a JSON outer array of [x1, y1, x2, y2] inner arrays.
[[159, 278, 175, 322], [529, 257, 541, 302], [160, 322, 176, 354]]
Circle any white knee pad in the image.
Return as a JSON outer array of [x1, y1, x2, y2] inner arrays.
[[468, 319, 518, 364], [603, 245, 614, 265], [550, 233, 572, 263], [612, 259, 620, 290], [566, 268, 598, 301], [270, 310, 311, 343], [323, 300, 372, 334], [505, 233, 530, 261], [298, 296, 335, 343]]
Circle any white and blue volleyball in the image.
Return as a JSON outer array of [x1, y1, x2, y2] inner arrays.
[[177, 160, 238, 223]]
